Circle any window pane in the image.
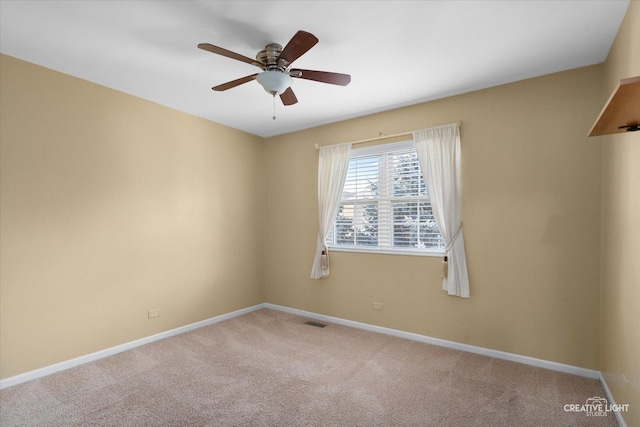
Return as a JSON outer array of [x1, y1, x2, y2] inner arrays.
[[334, 203, 378, 246], [391, 151, 427, 197], [343, 156, 379, 200], [393, 201, 418, 247], [335, 204, 354, 245], [393, 201, 443, 249]]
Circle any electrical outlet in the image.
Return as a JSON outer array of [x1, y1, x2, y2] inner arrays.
[[148, 309, 160, 319], [372, 302, 384, 311]]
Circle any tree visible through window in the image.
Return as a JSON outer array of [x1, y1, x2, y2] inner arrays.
[[327, 141, 444, 255]]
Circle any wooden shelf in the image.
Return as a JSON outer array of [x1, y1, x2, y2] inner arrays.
[[589, 76, 640, 137]]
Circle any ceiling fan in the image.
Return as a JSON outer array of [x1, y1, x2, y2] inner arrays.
[[198, 30, 351, 107]]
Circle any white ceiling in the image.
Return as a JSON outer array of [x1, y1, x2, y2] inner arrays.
[[0, 1, 630, 138]]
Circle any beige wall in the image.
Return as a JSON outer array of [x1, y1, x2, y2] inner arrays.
[[1, 9, 637, 425], [264, 65, 604, 370], [600, 1, 640, 425], [0, 55, 265, 379]]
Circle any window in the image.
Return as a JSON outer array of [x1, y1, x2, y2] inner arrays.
[[327, 140, 445, 256]]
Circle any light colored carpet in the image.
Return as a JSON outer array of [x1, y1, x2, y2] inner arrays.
[[1, 308, 618, 426]]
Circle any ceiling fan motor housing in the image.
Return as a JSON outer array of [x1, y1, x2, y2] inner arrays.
[[257, 43, 285, 70]]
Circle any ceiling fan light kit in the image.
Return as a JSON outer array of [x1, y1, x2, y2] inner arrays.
[[256, 71, 292, 95], [198, 30, 351, 113]]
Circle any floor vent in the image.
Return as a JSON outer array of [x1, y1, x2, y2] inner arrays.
[[305, 321, 327, 328]]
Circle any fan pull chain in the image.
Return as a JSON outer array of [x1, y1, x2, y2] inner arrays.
[[272, 95, 276, 120]]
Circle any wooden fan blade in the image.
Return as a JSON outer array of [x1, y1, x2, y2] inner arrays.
[[280, 87, 298, 106], [291, 69, 351, 86], [212, 74, 258, 91], [198, 43, 262, 68], [278, 31, 318, 65]]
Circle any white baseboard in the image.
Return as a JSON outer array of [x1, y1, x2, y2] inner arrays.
[[0, 304, 265, 390], [269, 305, 630, 424], [598, 372, 628, 427], [263, 303, 601, 380], [1, 301, 613, 409]]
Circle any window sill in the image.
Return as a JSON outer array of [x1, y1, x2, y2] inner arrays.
[[327, 246, 445, 258]]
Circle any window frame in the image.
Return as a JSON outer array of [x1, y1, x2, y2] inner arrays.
[[326, 140, 445, 257]]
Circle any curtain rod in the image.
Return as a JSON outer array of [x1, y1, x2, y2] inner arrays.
[[314, 121, 461, 150]]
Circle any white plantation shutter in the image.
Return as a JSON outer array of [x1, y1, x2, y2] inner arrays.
[[328, 141, 444, 254]]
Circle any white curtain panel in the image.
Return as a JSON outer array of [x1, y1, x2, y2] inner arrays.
[[413, 124, 470, 297], [311, 143, 352, 279]]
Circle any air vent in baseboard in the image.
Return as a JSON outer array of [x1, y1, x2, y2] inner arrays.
[[305, 320, 327, 328]]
